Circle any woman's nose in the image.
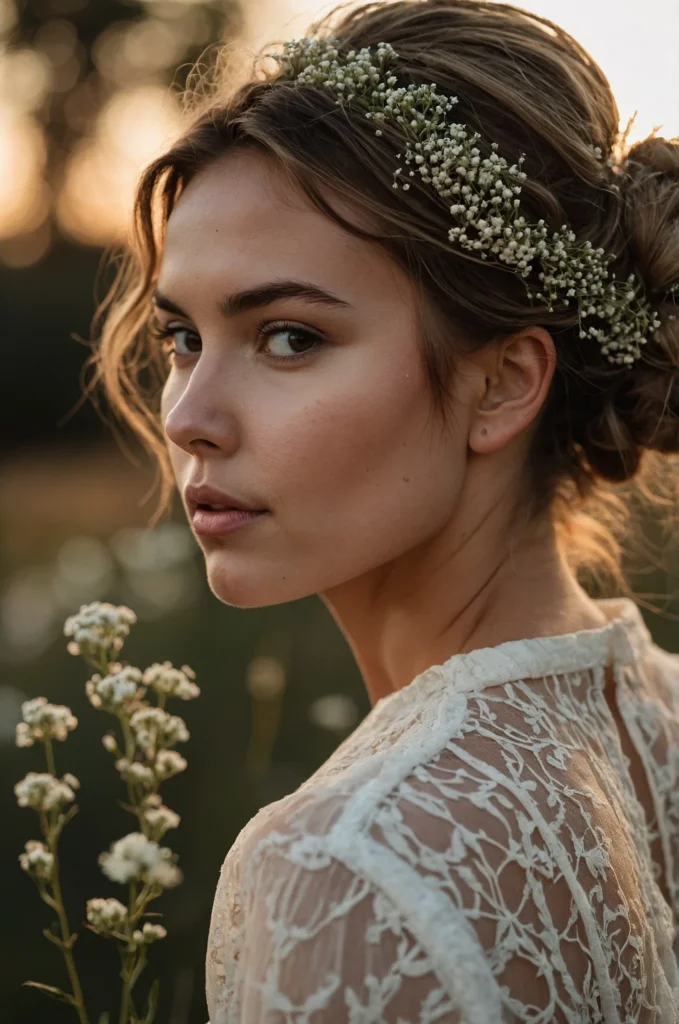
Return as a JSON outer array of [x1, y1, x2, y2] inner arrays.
[[161, 362, 241, 458]]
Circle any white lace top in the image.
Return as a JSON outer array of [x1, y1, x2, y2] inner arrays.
[[205, 598, 679, 1022]]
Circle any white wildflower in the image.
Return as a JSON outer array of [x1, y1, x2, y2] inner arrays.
[[15, 772, 77, 812], [154, 749, 187, 781], [147, 859, 182, 887], [142, 661, 200, 701], [86, 666, 144, 712], [143, 803, 181, 840], [98, 832, 182, 887], [127, 762, 155, 785], [132, 922, 167, 945], [17, 697, 78, 745], [130, 707, 189, 754], [86, 897, 129, 935], [114, 757, 154, 786], [102, 734, 118, 753], [64, 601, 137, 660], [15, 723, 34, 748], [19, 840, 54, 881]]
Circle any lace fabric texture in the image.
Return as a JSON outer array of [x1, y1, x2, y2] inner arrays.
[[206, 598, 679, 1022]]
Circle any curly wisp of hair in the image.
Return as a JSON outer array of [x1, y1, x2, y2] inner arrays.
[[86, 0, 679, 601]]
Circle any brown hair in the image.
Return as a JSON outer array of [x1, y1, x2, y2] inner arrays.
[[87, 0, 679, 600]]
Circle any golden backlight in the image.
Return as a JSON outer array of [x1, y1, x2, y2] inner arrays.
[[0, 0, 676, 264]]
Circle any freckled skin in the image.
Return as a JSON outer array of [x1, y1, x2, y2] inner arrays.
[[159, 148, 609, 706]]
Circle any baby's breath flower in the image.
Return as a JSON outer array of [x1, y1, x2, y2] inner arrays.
[[102, 733, 118, 753], [127, 762, 155, 785], [15, 772, 77, 812], [86, 666, 144, 712], [132, 922, 167, 946], [64, 601, 137, 661], [130, 707, 189, 754], [86, 897, 129, 936], [19, 840, 54, 881], [154, 749, 187, 781], [142, 661, 200, 701], [15, 723, 34, 748], [17, 697, 78, 745], [98, 832, 182, 887], [114, 757, 154, 787], [271, 37, 678, 366], [143, 803, 181, 840]]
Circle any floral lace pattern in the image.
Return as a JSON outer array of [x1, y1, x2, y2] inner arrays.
[[206, 599, 679, 1022]]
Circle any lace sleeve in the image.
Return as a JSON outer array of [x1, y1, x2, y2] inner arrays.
[[235, 830, 504, 1023]]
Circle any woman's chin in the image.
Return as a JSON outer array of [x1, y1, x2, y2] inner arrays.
[[204, 564, 311, 609]]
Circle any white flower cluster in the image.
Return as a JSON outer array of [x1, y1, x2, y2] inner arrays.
[[130, 706, 189, 754], [86, 896, 129, 936], [273, 36, 679, 366], [131, 921, 167, 946], [15, 771, 80, 812], [114, 750, 187, 786], [140, 793, 181, 840], [142, 661, 200, 701], [154, 749, 187, 780], [64, 601, 137, 660], [98, 831, 182, 888], [114, 757, 155, 787], [19, 839, 54, 881], [86, 898, 167, 948], [86, 666, 144, 712], [15, 697, 78, 747]]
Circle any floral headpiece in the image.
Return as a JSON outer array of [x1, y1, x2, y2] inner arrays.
[[267, 37, 678, 367]]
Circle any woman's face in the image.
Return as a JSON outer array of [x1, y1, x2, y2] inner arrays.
[[158, 147, 476, 607]]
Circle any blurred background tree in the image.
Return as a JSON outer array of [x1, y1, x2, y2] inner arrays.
[[0, 0, 677, 1021]]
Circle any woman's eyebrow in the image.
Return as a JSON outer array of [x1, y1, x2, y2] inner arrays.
[[151, 280, 353, 318]]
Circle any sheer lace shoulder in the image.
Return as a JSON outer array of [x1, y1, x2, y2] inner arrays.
[[206, 599, 679, 1022]]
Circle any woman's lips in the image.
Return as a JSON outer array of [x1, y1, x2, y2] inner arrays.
[[192, 507, 269, 536]]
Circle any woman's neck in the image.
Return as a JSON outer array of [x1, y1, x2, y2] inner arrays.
[[321, 508, 609, 709]]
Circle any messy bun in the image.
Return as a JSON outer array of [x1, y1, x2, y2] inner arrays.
[[88, 0, 679, 596], [576, 136, 679, 484]]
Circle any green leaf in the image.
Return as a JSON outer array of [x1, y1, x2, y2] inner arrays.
[[143, 978, 160, 1024], [23, 980, 76, 1006]]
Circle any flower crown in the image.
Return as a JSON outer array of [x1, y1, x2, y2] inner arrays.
[[267, 36, 678, 367]]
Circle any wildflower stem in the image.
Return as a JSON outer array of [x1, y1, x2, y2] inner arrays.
[[117, 949, 132, 1024], [44, 736, 57, 778], [35, 754, 89, 1023], [44, 820, 89, 1023], [117, 879, 140, 1024]]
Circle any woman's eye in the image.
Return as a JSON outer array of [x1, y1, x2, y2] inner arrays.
[[149, 320, 198, 359], [258, 322, 324, 362], [149, 318, 324, 364]]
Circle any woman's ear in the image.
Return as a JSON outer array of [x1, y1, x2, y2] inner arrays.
[[468, 326, 556, 455]]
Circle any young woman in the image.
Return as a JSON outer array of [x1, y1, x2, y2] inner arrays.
[[91, 0, 679, 1019]]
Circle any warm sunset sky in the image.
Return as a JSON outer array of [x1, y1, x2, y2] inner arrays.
[[2, 0, 676, 260], [244, 0, 679, 145]]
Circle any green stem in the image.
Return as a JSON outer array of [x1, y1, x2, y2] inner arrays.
[[39, 767, 89, 1023], [117, 943, 132, 1024], [117, 879, 138, 1024], [44, 736, 57, 779]]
